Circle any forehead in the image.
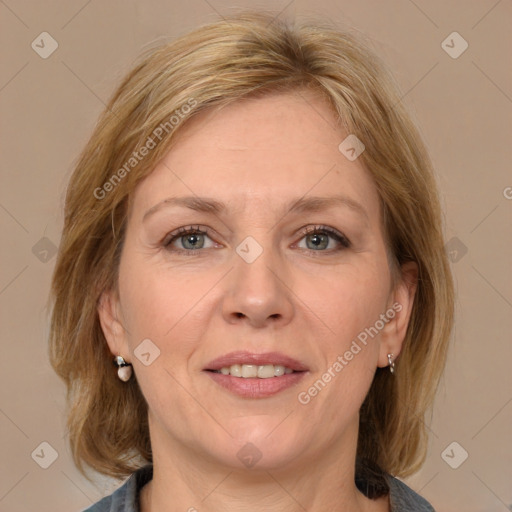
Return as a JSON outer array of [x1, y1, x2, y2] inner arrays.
[[129, 90, 381, 223]]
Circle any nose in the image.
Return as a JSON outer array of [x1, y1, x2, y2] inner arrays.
[[221, 243, 294, 329]]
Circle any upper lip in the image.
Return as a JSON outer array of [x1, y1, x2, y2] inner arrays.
[[204, 351, 309, 372]]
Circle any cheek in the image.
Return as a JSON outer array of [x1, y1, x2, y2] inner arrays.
[[118, 253, 197, 338], [310, 263, 391, 345], [298, 283, 385, 426], [117, 255, 222, 379]]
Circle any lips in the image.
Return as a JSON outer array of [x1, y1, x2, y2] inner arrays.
[[203, 351, 309, 398], [204, 351, 309, 372]]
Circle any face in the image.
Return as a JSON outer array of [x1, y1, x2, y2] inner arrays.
[[100, 90, 416, 473]]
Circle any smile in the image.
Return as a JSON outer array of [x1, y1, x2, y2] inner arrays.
[[203, 351, 309, 398]]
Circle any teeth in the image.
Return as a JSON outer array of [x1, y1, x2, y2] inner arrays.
[[241, 364, 258, 378], [257, 365, 274, 378], [216, 364, 294, 378], [274, 365, 285, 376], [230, 364, 242, 377]]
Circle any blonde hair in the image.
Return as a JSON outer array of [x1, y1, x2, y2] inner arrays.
[[49, 11, 454, 482]]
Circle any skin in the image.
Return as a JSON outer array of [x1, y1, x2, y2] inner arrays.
[[99, 89, 418, 512]]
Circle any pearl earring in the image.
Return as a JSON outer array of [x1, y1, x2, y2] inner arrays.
[[114, 355, 133, 382]]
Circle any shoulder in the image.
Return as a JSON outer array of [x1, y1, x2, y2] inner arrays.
[[80, 465, 153, 512], [387, 475, 436, 512]]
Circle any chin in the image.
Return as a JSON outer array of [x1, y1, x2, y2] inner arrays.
[[211, 421, 307, 471]]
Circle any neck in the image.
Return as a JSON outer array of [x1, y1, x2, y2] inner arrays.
[[140, 422, 387, 512]]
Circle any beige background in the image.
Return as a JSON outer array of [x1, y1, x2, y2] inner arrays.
[[1, 1, 511, 511]]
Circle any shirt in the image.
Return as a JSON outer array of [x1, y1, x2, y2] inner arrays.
[[81, 464, 435, 512]]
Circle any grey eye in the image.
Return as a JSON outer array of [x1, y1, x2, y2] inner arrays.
[[181, 232, 205, 250], [305, 232, 330, 250]]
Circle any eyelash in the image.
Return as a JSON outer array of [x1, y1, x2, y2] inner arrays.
[[162, 224, 351, 256]]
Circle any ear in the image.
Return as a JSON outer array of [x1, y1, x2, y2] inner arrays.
[[97, 289, 131, 363], [378, 261, 418, 368]]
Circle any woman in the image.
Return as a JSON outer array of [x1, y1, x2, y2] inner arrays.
[[49, 11, 454, 512]]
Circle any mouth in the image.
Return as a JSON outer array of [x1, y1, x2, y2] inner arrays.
[[203, 351, 308, 398]]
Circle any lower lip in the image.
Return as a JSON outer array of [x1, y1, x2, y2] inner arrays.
[[204, 371, 307, 398]]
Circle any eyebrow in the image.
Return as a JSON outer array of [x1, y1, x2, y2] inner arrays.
[[142, 194, 369, 224]]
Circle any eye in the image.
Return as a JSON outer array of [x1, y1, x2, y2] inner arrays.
[[162, 224, 351, 255], [163, 226, 217, 253], [296, 225, 351, 253]]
